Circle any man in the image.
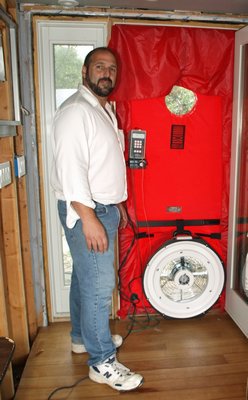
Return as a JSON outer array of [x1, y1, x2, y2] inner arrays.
[[51, 47, 143, 391]]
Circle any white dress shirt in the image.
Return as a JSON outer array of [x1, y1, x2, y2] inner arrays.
[[51, 85, 127, 228]]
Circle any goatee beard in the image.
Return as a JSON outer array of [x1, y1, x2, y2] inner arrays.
[[85, 76, 114, 97]]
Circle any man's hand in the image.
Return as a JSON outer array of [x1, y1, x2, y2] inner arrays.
[[71, 201, 108, 253], [116, 203, 128, 229]]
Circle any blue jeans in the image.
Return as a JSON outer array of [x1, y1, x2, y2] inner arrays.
[[58, 200, 120, 366]]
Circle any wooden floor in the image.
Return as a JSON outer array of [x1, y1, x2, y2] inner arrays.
[[15, 310, 248, 400]]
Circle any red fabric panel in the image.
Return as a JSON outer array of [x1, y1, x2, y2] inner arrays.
[[129, 93, 222, 221], [110, 25, 234, 231], [107, 25, 234, 317], [109, 25, 234, 101], [118, 94, 225, 317]]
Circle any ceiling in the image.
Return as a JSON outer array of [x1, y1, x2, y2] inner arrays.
[[18, 0, 248, 16]]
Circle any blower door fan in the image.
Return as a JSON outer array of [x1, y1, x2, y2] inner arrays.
[[143, 238, 225, 318]]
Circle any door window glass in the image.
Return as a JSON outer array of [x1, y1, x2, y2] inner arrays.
[[54, 44, 93, 108]]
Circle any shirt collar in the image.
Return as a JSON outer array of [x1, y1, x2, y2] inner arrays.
[[78, 84, 99, 107], [78, 84, 114, 119]]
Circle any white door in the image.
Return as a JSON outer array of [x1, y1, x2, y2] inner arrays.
[[226, 25, 248, 337], [36, 20, 107, 318]]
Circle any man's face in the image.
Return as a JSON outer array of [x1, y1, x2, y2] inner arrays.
[[83, 50, 117, 97]]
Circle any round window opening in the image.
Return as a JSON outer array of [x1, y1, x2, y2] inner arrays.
[[165, 86, 197, 116]]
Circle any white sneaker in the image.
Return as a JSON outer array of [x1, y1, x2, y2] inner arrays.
[[114, 359, 131, 374], [89, 356, 144, 391], [71, 334, 123, 354]]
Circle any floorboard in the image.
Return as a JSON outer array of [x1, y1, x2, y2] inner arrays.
[[14, 311, 248, 400]]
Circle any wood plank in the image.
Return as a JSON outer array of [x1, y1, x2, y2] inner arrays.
[[1, 188, 30, 363], [0, 222, 15, 400], [15, 125, 38, 342], [0, 225, 9, 337], [0, 22, 14, 121], [0, 136, 30, 364], [14, 311, 248, 400]]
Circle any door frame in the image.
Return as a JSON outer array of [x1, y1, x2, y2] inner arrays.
[[225, 24, 248, 337], [36, 19, 108, 320]]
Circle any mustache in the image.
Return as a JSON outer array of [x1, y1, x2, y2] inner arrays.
[[98, 77, 112, 85]]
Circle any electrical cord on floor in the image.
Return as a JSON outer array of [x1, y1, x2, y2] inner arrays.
[[127, 308, 162, 333], [122, 300, 162, 343], [122, 302, 138, 341], [46, 304, 160, 399], [47, 375, 89, 400]]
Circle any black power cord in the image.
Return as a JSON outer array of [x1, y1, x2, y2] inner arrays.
[[117, 212, 141, 305], [47, 375, 89, 400], [46, 211, 160, 399], [117, 210, 162, 339], [121, 291, 162, 344]]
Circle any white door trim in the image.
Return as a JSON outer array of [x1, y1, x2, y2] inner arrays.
[[226, 25, 248, 337], [36, 20, 107, 319]]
